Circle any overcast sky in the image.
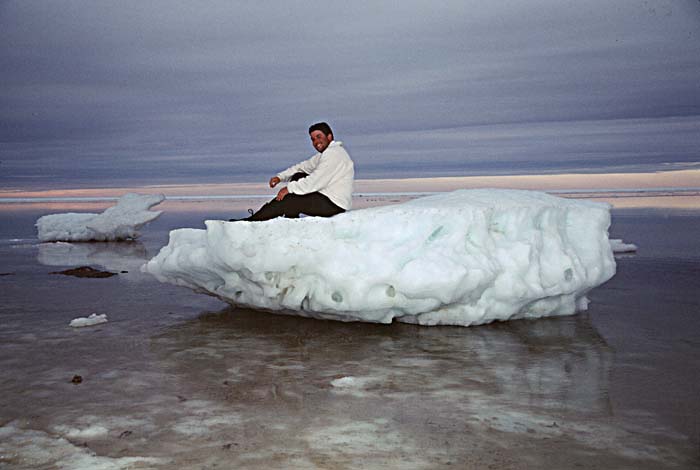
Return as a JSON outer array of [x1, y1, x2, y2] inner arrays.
[[1, 0, 699, 189]]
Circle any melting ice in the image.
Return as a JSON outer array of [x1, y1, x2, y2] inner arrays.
[[144, 189, 617, 326], [36, 193, 165, 242]]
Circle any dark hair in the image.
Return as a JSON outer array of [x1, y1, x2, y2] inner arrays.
[[308, 122, 333, 137]]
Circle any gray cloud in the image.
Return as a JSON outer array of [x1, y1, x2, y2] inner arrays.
[[1, 0, 699, 189]]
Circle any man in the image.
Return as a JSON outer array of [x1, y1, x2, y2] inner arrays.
[[233, 122, 354, 221]]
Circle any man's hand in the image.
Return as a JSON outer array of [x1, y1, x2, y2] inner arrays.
[[269, 176, 281, 188], [276, 187, 289, 201]]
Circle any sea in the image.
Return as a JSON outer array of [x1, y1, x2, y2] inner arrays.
[[0, 195, 698, 469]]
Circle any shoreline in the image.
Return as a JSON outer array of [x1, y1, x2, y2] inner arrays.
[[3, 191, 700, 213], [1, 169, 700, 212], [2, 168, 699, 200]]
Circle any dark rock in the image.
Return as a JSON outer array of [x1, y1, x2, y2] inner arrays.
[[51, 266, 117, 278], [71, 375, 83, 384]]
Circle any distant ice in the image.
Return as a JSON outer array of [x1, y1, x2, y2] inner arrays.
[[69, 313, 108, 328], [610, 239, 638, 253], [36, 193, 165, 242], [144, 189, 616, 326]]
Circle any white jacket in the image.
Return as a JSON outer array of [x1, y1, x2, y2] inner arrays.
[[276, 140, 354, 210]]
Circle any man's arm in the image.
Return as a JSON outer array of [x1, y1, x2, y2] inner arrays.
[[276, 154, 320, 182], [286, 148, 345, 196], [270, 153, 319, 199]]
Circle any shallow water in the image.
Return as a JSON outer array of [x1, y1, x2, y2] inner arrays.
[[0, 201, 698, 469]]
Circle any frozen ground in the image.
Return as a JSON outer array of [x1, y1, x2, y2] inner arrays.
[[0, 200, 698, 469]]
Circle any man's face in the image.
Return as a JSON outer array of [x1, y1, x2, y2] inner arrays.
[[310, 130, 332, 153]]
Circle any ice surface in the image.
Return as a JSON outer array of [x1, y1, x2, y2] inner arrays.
[[69, 313, 108, 328], [36, 193, 165, 242], [144, 189, 616, 326], [0, 422, 166, 469]]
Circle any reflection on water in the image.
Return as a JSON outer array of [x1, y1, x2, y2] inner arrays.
[[37, 241, 150, 279], [157, 308, 613, 416], [0, 307, 695, 468], [120, 308, 690, 468]]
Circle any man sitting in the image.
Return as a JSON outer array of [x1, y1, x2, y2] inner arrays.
[[233, 122, 354, 221]]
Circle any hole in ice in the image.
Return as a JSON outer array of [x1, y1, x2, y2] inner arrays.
[[428, 225, 444, 242], [331, 292, 343, 303], [564, 268, 573, 281], [386, 285, 396, 298]]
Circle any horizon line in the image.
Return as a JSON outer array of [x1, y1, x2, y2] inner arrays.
[[2, 187, 700, 204]]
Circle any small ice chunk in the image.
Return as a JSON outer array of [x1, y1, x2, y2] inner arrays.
[[331, 376, 358, 387], [36, 193, 165, 242], [69, 313, 108, 328], [610, 239, 637, 253]]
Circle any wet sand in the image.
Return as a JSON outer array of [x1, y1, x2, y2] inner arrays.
[[0, 201, 698, 468]]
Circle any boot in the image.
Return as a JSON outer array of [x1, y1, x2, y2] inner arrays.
[[228, 209, 254, 222]]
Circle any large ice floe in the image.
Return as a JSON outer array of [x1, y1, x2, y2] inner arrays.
[[36, 193, 165, 242], [144, 189, 617, 326]]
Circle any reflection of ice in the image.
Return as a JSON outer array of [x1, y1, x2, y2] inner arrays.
[[469, 316, 613, 413], [0, 238, 34, 245], [135, 309, 678, 466], [156, 309, 613, 415], [37, 241, 149, 279], [5, 303, 692, 468], [127, 308, 692, 466]]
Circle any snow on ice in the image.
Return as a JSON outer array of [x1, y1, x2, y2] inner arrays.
[[144, 189, 617, 327], [36, 193, 165, 242]]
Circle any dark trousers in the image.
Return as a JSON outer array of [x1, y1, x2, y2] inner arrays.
[[247, 172, 345, 221]]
